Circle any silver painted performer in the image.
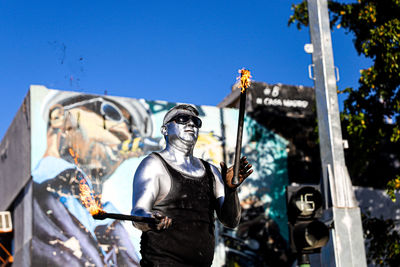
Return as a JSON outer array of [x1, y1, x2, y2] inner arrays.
[[131, 104, 253, 267]]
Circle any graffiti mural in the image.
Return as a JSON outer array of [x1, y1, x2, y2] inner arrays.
[[30, 85, 289, 266]]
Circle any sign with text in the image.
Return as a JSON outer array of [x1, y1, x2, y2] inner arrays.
[[249, 82, 315, 118]]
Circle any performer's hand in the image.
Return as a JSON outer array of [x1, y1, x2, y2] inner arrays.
[[152, 211, 172, 231], [220, 156, 253, 190]]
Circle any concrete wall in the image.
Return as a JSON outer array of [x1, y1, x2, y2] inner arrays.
[[354, 186, 400, 222], [0, 91, 32, 265], [0, 91, 31, 211], [13, 181, 32, 266]]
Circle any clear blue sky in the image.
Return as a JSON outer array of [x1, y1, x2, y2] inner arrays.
[[0, 0, 371, 140]]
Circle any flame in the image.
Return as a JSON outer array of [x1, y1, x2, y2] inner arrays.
[[68, 147, 104, 216], [79, 179, 104, 215], [237, 69, 252, 93]]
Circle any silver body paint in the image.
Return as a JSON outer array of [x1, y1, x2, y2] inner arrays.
[[131, 116, 232, 231]]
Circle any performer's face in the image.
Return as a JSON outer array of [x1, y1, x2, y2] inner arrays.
[[166, 114, 200, 145]]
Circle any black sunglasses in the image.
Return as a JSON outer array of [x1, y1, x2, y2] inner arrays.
[[168, 115, 202, 128]]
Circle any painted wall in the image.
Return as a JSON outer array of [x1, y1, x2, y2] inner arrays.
[[29, 85, 288, 266]]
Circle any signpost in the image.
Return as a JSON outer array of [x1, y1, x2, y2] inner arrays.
[[307, 0, 367, 266]]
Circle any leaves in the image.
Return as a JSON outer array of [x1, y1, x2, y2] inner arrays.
[[288, 1, 309, 29], [386, 175, 400, 202]]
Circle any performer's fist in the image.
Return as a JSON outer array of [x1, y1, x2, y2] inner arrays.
[[152, 211, 172, 231]]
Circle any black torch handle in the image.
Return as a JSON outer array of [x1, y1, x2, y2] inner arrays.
[[232, 90, 247, 185], [93, 212, 157, 224]]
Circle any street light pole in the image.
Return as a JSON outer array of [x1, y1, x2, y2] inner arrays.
[[306, 0, 367, 266]]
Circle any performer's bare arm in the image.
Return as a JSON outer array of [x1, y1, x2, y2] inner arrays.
[[131, 155, 172, 231], [212, 156, 253, 228]]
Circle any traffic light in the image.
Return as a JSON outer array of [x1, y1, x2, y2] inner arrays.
[[286, 184, 329, 255]]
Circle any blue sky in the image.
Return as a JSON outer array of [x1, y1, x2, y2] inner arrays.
[[0, 0, 371, 140]]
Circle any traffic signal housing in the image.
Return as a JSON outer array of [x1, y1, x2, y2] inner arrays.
[[286, 184, 329, 255]]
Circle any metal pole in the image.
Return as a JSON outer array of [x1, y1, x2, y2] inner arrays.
[[232, 90, 247, 185], [93, 212, 157, 223], [306, 0, 367, 266], [232, 69, 251, 185]]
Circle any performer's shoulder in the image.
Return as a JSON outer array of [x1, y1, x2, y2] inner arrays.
[[139, 152, 162, 166], [136, 152, 167, 175]]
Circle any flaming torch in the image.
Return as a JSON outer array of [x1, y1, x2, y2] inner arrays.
[[72, 146, 156, 223], [79, 178, 156, 223], [232, 69, 252, 185]]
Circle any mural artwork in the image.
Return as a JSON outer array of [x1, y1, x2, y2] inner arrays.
[[30, 85, 289, 266]]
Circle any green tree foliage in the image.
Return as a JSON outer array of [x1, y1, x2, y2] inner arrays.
[[386, 174, 400, 201], [289, 0, 400, 190]]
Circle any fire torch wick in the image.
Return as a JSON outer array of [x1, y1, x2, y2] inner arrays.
[[232, 72, 249, 185]]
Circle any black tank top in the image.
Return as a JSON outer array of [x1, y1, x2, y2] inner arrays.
[[140, 152, 216, 267]]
